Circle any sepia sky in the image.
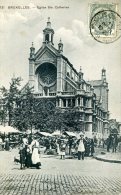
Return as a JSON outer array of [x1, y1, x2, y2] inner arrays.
[[0, 0, 121, 121]]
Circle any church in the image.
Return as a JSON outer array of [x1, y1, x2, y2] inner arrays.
[[28, 18, 109, 138]]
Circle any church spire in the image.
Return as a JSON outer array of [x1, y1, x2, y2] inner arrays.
[[47, 17, 51, 28], [29, 42, 35, 60], [58, 38, 63, 54], [43, 17, 54, 45], [79, 66, 83, 81]]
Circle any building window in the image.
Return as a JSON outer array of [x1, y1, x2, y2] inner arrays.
[[45, 34, 49, 42], [51, 34, 53, 43], [67, 72, 70, 77], [44, 86, 48, 96], [63, 99, 66, 107], [83, 98, 86, 107], [78, 98, 80, 106], [72, 99, 75, 107], [68, 99, 71, 107], [85, 115, 89, 122]]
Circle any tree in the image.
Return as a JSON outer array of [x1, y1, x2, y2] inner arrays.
[[45, 107, 82, 132], [45, 108, 66, 131], [13, 85, 35, 132], [0, 77, 22, 126], [0, 77, 83, 133], [62, 108, 82, 131]]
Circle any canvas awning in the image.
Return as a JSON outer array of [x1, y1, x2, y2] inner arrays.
[[0, 126, 21, 134], [52, 131, 61, 136], [38, 132, 52, 137], [64, 131, 76, 137]]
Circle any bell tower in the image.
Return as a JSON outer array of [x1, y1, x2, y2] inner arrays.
[[101, 68, 106, 83], [43, 17, 54, 45]]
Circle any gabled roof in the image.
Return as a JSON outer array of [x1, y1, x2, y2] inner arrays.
[[34, 43, 79, 75], [35, 44, 60, 60]]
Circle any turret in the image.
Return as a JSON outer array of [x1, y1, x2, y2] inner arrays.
[[29, 42, 35, 90], [29, 42, 35, 60], [78, 66, 83, 81], [43, 17, 54, 45], [58, 38, 63, 54]]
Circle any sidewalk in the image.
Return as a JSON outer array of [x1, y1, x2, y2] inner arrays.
[[94, 147, 121, 163]]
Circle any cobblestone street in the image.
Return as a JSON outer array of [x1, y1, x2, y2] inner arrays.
[[0, 149, 121, 195]]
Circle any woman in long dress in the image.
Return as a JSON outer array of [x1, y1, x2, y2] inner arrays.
[[31, 139, 41, 169]]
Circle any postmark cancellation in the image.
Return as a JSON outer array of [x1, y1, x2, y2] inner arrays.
[[89, 2, 121, 43]]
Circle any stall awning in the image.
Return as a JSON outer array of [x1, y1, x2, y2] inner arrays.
[[64, 131, 76, 137], [38, 132, 52, 137], [52, 131, 61, 136], [0, 126, 21, 134]]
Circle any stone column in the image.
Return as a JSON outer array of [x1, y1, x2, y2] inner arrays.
[[57, 57, 63, 94], [80, 97, 82, 106], [43, 88, 45, 96], [88, 99, 92, 107], [75, 98, 78, 106], [59, 99, 61, 107], [29, 59, 35, 90], [47, 88, 49, 96], [56, 99, 59, 107], [49, 33, 51, 42], [35, 74, 38, 92], [71, 99, 72, 107], [66, 99, 68, 107], [81, 97, 83, 107]]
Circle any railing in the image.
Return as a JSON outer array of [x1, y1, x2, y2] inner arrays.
[[76, 89, 85, 95], [34, 93, 43, 97], [49, 93, 56, 96], [34, 93, 56, 97], [61, 92, 75, 95]]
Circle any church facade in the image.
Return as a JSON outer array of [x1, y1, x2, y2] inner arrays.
[[28, 18, 109, 138]]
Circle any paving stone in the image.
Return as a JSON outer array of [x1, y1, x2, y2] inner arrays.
[[0, 174, 121, 195], [0, 149, 121, 195]]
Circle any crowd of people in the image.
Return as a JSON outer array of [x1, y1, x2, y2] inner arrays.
[[0, 131, 121, 170], [13, 133, 96, 169], [35, 133, 96, 160]]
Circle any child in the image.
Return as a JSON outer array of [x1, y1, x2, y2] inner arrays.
[[60, 140, 66, 160], [19, 143, 26, 169]]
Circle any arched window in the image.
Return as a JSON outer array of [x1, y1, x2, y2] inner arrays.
[[45, 34, 49, 42]]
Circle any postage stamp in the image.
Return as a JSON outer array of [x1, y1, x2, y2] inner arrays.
[[89, 3, 117, 20], [89, 3, 121, 43]]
